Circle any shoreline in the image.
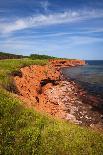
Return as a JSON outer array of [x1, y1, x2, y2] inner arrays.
[[14, 59, 103, 131]]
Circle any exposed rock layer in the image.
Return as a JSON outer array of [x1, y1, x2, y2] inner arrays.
[[14, 59, 103, 130], [49, 59, 86, 68]]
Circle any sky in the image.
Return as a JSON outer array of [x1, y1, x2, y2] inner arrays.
[[0, 0, 103, 60]]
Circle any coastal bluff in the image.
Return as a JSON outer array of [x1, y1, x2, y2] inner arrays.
[[14, 59, 103, 129], [49, 59, 86, 68], [14, 59, 86, 118]]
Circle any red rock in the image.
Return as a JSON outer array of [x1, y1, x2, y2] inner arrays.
[[14, 59, 86, 119]]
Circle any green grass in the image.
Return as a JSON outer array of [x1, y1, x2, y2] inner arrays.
[[0, 58, 103, 155]]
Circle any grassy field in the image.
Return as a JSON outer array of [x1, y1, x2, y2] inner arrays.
[[0, 58, 103, 155]]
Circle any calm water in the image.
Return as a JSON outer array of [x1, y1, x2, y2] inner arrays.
[[62, 60, 103, 98]]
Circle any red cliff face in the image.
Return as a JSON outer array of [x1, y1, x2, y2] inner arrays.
[[14, 65, 60, 100], [14, 60, 103, 129], [14, 59, 86, 118], [49, 59, 86, 68]]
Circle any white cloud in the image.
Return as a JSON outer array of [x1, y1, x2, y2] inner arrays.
[[0, 9, 103, 34], [83, 28, 103, 33], [40, 1, 50, 11]]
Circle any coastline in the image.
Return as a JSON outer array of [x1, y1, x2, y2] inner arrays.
[[14, 59, 103, 131]]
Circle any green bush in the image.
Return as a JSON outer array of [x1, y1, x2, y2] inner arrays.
[[30, 54, 56, 60], [0, 52, 24, 60]]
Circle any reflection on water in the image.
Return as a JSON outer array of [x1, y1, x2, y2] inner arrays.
[[62, 60, 103, 98]]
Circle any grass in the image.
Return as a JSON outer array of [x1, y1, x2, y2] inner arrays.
[[0, 58, 103, 155]]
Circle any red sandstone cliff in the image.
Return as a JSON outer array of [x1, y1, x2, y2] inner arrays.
[[14, 59, 103, 130], [14, 59, 86, 118], [49, 59, 86, 68]]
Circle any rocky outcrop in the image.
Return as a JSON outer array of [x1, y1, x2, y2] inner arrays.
[[14, 64, 66, 118], [49, 59, 86, 68], [14, 65, 60, 100], [14, 59, 103, 130], [14, 60, 85, 117]]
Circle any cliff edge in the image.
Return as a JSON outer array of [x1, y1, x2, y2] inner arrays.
[[14, 59, 103, 130]]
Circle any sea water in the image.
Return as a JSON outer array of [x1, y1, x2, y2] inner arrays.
[[62, 60, 103, 98]]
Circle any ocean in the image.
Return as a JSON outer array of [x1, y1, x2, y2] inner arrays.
[[62, 60, 103, 98]]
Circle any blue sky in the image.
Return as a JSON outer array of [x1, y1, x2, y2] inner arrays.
[[0, 0, 103, 59]]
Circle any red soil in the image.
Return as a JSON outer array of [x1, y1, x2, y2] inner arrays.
[[14, 60, 85, 119], [49, 59, 86, 68], [14, 60, 103, 130], [14, 64, 64, 118]]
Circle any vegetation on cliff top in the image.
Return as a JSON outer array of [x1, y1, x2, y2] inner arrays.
[[0, 52, 24, 60], [0, 54, 103, 154], [0, 52, 75, 60], [0, 52, 56, 60], [30, 54, 56, 60]]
